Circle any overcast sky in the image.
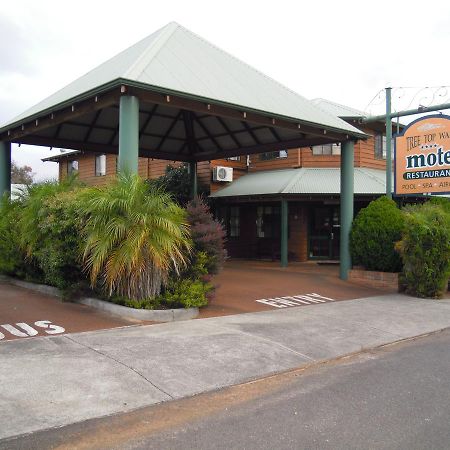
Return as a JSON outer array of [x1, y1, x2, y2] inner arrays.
[[2, 0, 450, 181]]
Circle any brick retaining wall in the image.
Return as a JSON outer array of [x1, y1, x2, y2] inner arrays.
[[348, 269, 399, 290]]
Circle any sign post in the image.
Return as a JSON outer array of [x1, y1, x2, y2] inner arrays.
[[395, 115, 450, 196]]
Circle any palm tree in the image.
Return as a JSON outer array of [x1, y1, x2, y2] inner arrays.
[[80, 173, 191, 300]]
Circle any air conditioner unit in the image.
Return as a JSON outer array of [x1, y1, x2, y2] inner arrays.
[[213, 166, 233, 182]]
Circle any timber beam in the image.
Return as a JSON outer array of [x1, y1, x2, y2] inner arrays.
[[126, 85, 362, 142], [1, 91, 120, 142]]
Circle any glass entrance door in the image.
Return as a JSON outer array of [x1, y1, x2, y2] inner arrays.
[[309, 206, 340, 260]]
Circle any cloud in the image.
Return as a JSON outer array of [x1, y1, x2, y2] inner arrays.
[[0, 15, 34, 76]]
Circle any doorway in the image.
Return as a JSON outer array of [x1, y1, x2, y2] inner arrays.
[[309, 206, 340, 260]]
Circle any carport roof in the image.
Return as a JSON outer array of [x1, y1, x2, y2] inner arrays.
[[210, 167, 391, 197], [0, 22, 366, 163], [311, 99, 367, 119]]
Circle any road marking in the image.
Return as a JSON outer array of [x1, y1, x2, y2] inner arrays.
[[256, 293, 336, 309], [0, 321, 66, 341]]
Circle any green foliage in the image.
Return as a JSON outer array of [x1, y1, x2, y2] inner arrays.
[[18, 177, 84, 290], [108, 296, 162, 310], [31, 191, 84, 290], [1, 172, 215, 309], [0, 196, 31, 278], [428, 196, 450, 214], [396, 203, 450, 298], [106, 251, 213, 310], [153, 164, 208, 206], [350, 196, 404, 272], [80, 173, 192, 300], [159, 250, 213, 308], [186, 197, 226, 275], [159, 278, 213, 308]]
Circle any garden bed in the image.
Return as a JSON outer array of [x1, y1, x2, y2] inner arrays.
[[1, 276, 199, 322]]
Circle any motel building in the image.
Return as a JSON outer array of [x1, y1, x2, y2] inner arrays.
[[43, 99, 394, 264], [0, 22, 396, 279]]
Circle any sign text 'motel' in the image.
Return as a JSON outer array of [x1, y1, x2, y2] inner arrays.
[[395, 115, 450, 195]]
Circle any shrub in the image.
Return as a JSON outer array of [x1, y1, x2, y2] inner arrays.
[[31, 190, 85, 290], [186, 197, 226, 275], [158, 278, 213, 308], [80, 173, 192, 300], [0, 196, 31, 278], [350, 196, 404, 272], [18, 179, 84, 290], [428, 196, 450, 214], [153, 164, 208, 206], [396, 203, 450, 298], [109, 296, 162, 310]]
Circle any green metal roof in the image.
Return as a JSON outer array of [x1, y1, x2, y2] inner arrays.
[[1, 22, 364, 137], [210, 167, 390, 198], [311, 98, 367, 119], [41, 150, 81, 162]]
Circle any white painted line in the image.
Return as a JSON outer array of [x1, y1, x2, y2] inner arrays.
[[285, 296, 310, 305], [310, 293, 336, 301], [255, 293, 337, 309], [0, 321, 66, 340], [295, 295, 324, 304], [256, 299, 288, 308], [275, 298, 302, 307], [290, 296, 312, 305]]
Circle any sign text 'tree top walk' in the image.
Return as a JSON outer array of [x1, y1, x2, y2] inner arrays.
[[395, 114, 450, 196]]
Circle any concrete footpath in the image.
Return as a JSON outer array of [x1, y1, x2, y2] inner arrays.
[[2, 294, 450, 441]]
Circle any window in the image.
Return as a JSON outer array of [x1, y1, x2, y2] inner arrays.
[[256, 205, 280, 238], [217, 206, 240, 238], [374, 134, 394, 160], [95, 154, 107, 176], [67, 160, 78, 175], [226, 156, 240, 161], [312, 143, 341, 156], [374, 134, 386, 159], [259, 150, 288, 161], [229, 206, 240, 237]]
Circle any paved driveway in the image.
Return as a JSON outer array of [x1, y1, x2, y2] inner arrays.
[[202, 260, 395, 318], [0, 282, 141, 341], [0, 260, 396, 340]]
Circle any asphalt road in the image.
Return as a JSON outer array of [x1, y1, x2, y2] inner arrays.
[[4, 329, 450, 450]]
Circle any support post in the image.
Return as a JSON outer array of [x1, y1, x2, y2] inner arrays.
[[189, 161, 197, 199], [340, 140, 354, 280], [385, 87, 392, 199], [0, 141, 11, 199], [281, 198, 288, 267], [118, 95, 139, 174]]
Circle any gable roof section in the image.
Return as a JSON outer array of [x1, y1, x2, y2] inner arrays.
[[210, 167, 390, 197], [1, 23, 363, 138]]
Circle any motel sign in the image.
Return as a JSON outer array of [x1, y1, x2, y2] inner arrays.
[[395, 114, 450, 195]]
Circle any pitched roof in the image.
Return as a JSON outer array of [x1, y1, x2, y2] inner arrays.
[[311, 98, 367, 119], [210, 167, 390, 197], [1, 22, 363, 138], [41, 150, 81, 162]]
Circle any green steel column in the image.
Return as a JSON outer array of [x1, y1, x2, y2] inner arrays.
[[0, 141, 11, 199], [281, 198, 288, 267], [118, 95, 139, 174], [340, 140, 354, 280], [189, 161, 198, 198], [385, 87, 392, 199]]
